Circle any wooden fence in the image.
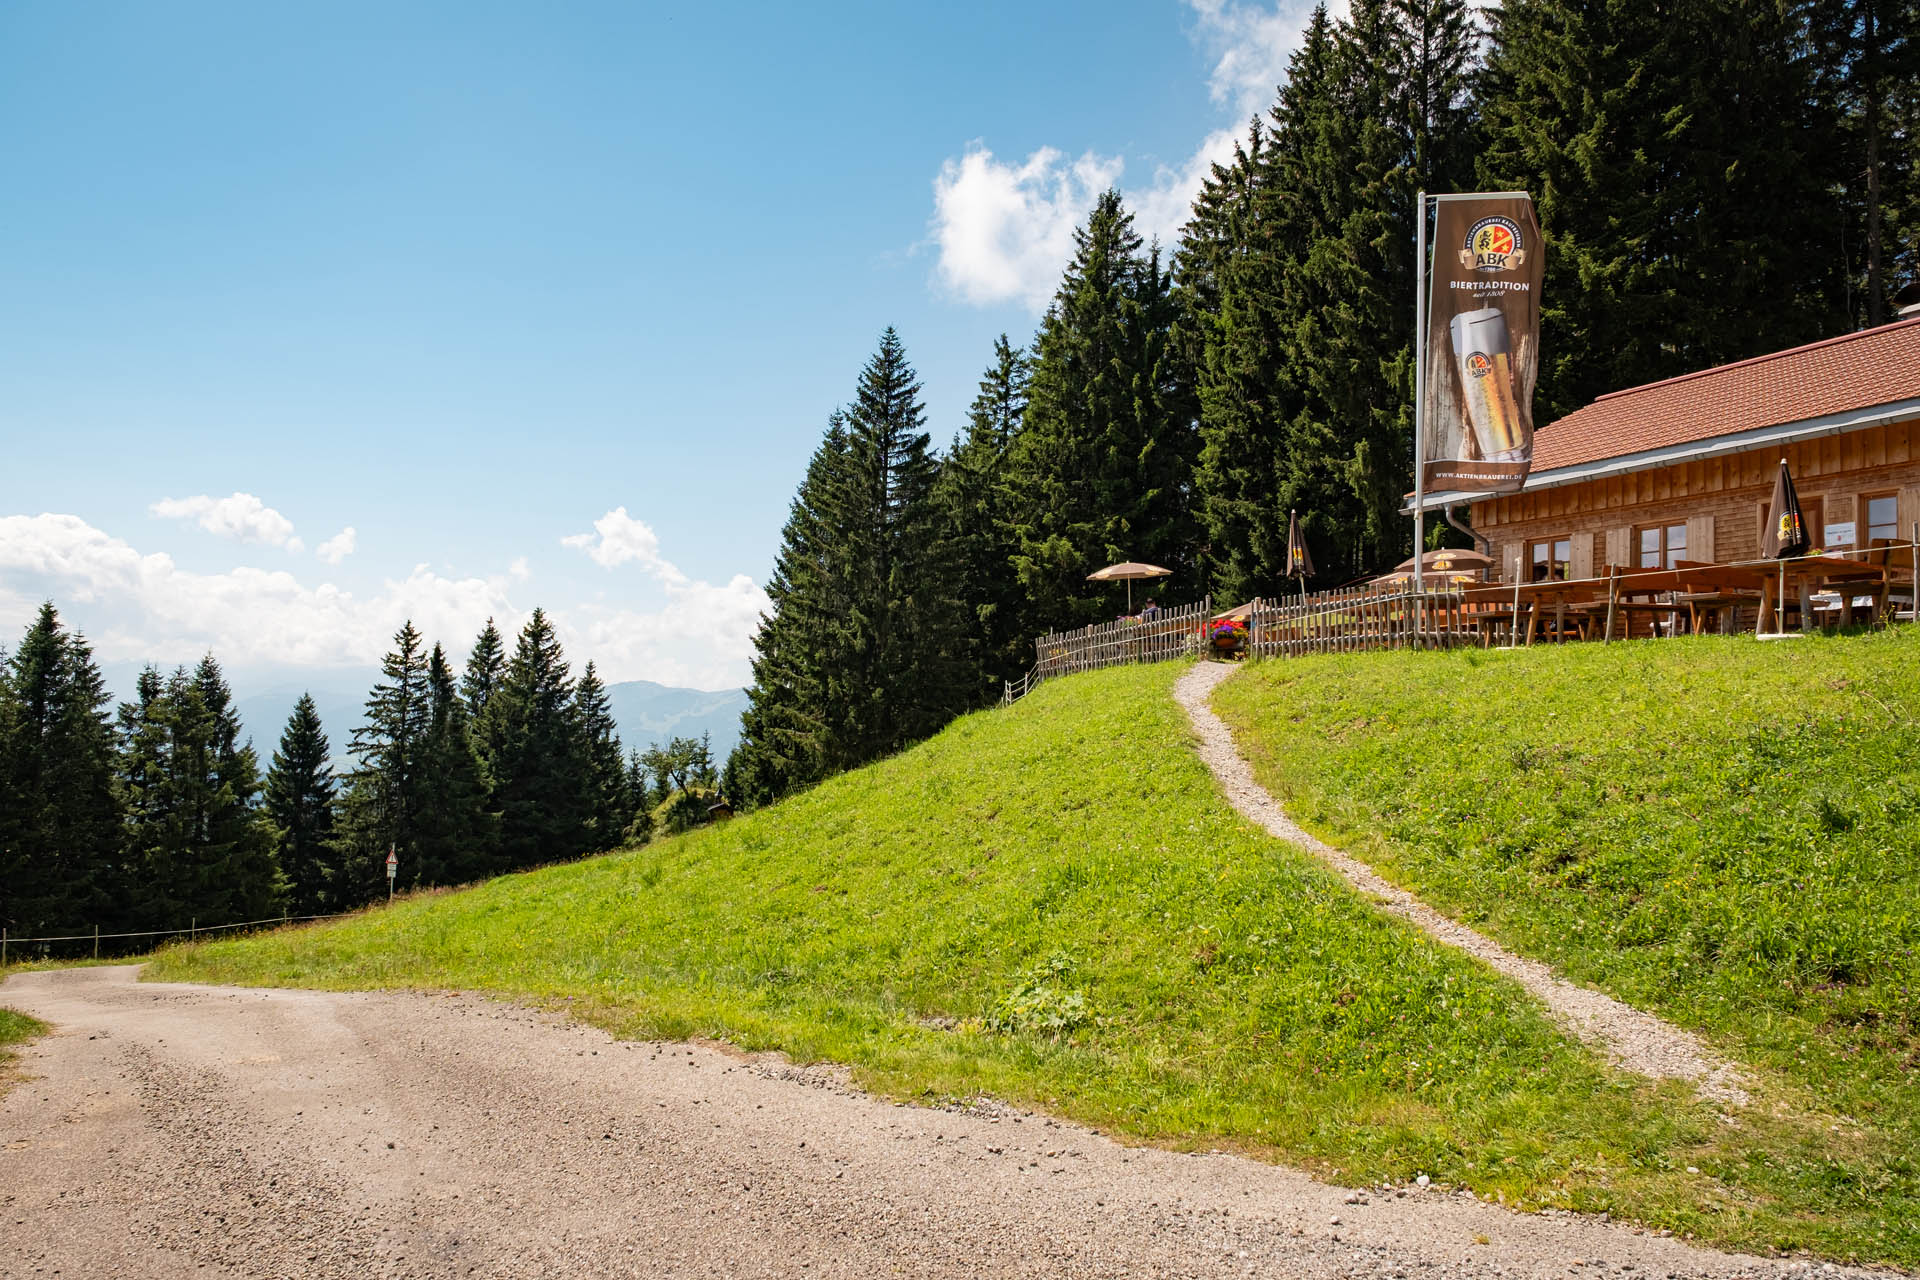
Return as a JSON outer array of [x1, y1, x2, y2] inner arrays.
[[1002, 587, 1476, 704], [1003, 598, 1212, 704], [1246, 585, 1474, 658]]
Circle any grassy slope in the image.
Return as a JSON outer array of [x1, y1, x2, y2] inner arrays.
[[0, 1008, 48, 1097], [153, 660, 1900, 1263], [1214, 629, 1920, 1264]]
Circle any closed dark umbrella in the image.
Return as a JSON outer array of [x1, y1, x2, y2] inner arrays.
[[1286, 509, 1315, 608], [1286, 510, 1316, 582], [1761, 458, 1810, 637], [1761, 458, 1810, 559]]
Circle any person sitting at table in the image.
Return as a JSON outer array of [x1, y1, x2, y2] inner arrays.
[[1140, 598, 1160, 619]]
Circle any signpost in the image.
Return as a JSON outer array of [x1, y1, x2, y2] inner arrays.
[[386, 844, 397, 903]]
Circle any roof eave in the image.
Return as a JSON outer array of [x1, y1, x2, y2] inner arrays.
[[1402, 395, 1920, 515]]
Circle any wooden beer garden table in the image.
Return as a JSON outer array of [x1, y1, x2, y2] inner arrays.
[[1754, 554, 1904, 634], [1564, 562, 1770, 638], [1462, 579, 1605, 646]]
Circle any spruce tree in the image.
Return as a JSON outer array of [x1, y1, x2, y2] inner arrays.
[[190, 655, 282, 921], [934, 334, 1034, 694], [1809, 0, 1920, 328], [731, 417, 852, 806], [1007, 192, 1198, 630], [732, 331, 972, 804], [264, 694, 339, 916], [573, 662, 630, 854], [1479, 0, 1848, 417], [492, 608, 588, 868], [838, 328, 971, 756], [0, 604, 123, 936], [118, 659, 281, 928], [1186, 117, 1295, 604], [415, 643, 495, 885], [338, 623, 431, 900]]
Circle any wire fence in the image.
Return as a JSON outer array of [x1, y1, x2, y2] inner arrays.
[[1, 911, 350, 965]]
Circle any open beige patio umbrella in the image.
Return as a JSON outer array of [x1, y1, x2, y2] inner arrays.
[[1392, 548, 1494, 576], [1087, 561, 1172, 612]]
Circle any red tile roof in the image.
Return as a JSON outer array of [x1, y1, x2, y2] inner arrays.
[[1530, 316, 1920, 473]]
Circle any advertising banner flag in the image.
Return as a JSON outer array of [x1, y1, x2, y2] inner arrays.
[[1421, 194, 1544, 493]]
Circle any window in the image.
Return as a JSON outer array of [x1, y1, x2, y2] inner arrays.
[[1528, 536, 1572, 581], [1637, 523, 1687, 570], [1865, 493, 1898, 546]]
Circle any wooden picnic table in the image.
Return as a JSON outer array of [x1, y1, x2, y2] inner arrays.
[[1461, 580, 1604, 645], [1754, 555, 1899, 634]]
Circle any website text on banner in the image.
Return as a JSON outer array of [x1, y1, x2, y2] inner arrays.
[[1421, 195, 1545, 495]]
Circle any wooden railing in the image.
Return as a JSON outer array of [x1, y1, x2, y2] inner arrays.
[[1247, 585, 1475, 657], [1004, 598, 1212, 704]]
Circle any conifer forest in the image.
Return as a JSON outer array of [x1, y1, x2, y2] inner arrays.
[[3, 0, 1915, 935]]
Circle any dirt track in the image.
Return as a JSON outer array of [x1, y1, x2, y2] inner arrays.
[[0, 967, 1878, 1279]]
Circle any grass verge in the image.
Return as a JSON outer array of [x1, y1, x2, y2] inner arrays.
[[0, 1007, 49, 1097], [151, 659, 1905, 1264], [1213, 628, 1920, 1265]]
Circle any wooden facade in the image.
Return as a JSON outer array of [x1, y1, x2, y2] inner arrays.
[[1472, 414, 1920, 583]]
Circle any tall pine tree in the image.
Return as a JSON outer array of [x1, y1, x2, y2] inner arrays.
[[338, 623, 431, 900], [1479, 0, 1848, 418], [263, 693, 339, 916], [0, 604, 123, 936], [1006, 192, 1198, 629], [731, 331, 972, 805], [492, 608, 588, 868], [573, 661, 630, 854], [934, 334, 1033, 695], [415, 643, 495, 885], [118, 658, 281, 928], [731, 416, 852, 806]]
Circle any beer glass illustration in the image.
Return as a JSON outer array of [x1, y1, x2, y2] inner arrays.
[[1448, 307, 1525, 460]]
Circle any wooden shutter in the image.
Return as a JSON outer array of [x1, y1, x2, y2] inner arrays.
[[1604, 526, 1632, 572], [1685, 513, 1716, 564], [1502, 540, 1523, 584], [1898, 485, 1920, 548], [1568, 531, 1595, 581]]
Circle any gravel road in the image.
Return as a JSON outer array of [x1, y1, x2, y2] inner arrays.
[[1175, 661, 1750, 1106], [1, 967, 1875, 1279]]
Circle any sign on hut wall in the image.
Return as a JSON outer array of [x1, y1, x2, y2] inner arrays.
[[1421, 194, 1544, 494]]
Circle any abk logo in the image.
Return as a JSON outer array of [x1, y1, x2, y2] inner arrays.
[[1462, 216, 1526, 272]]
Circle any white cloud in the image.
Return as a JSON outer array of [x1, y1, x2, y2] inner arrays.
[[0, 512, 769, 690], [928, 0, 1342, 312], [150, 492, 300, 548], [1186, 0, 1346, 118], [561, 506, 687, 585], [315, 526, 357, 565], [930, 145, 1124, 309], [508, 556, 531, 581]]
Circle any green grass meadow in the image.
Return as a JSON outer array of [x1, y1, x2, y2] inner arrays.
[[1214, 628, 1920, 1263], [151, 656, 1916, 1263]]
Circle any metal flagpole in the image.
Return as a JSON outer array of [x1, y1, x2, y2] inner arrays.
[[1412, 190, 1428, 635]]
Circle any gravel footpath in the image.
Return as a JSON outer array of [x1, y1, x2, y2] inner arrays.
[[1175, 660, 1750, 1106], [0, 967, 1866, 1279]]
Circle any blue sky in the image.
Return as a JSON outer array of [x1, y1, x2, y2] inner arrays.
[[0, 0, 1331, 691]]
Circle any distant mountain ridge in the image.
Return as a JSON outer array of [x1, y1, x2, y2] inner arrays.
[[98, 663, 747, 772]]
